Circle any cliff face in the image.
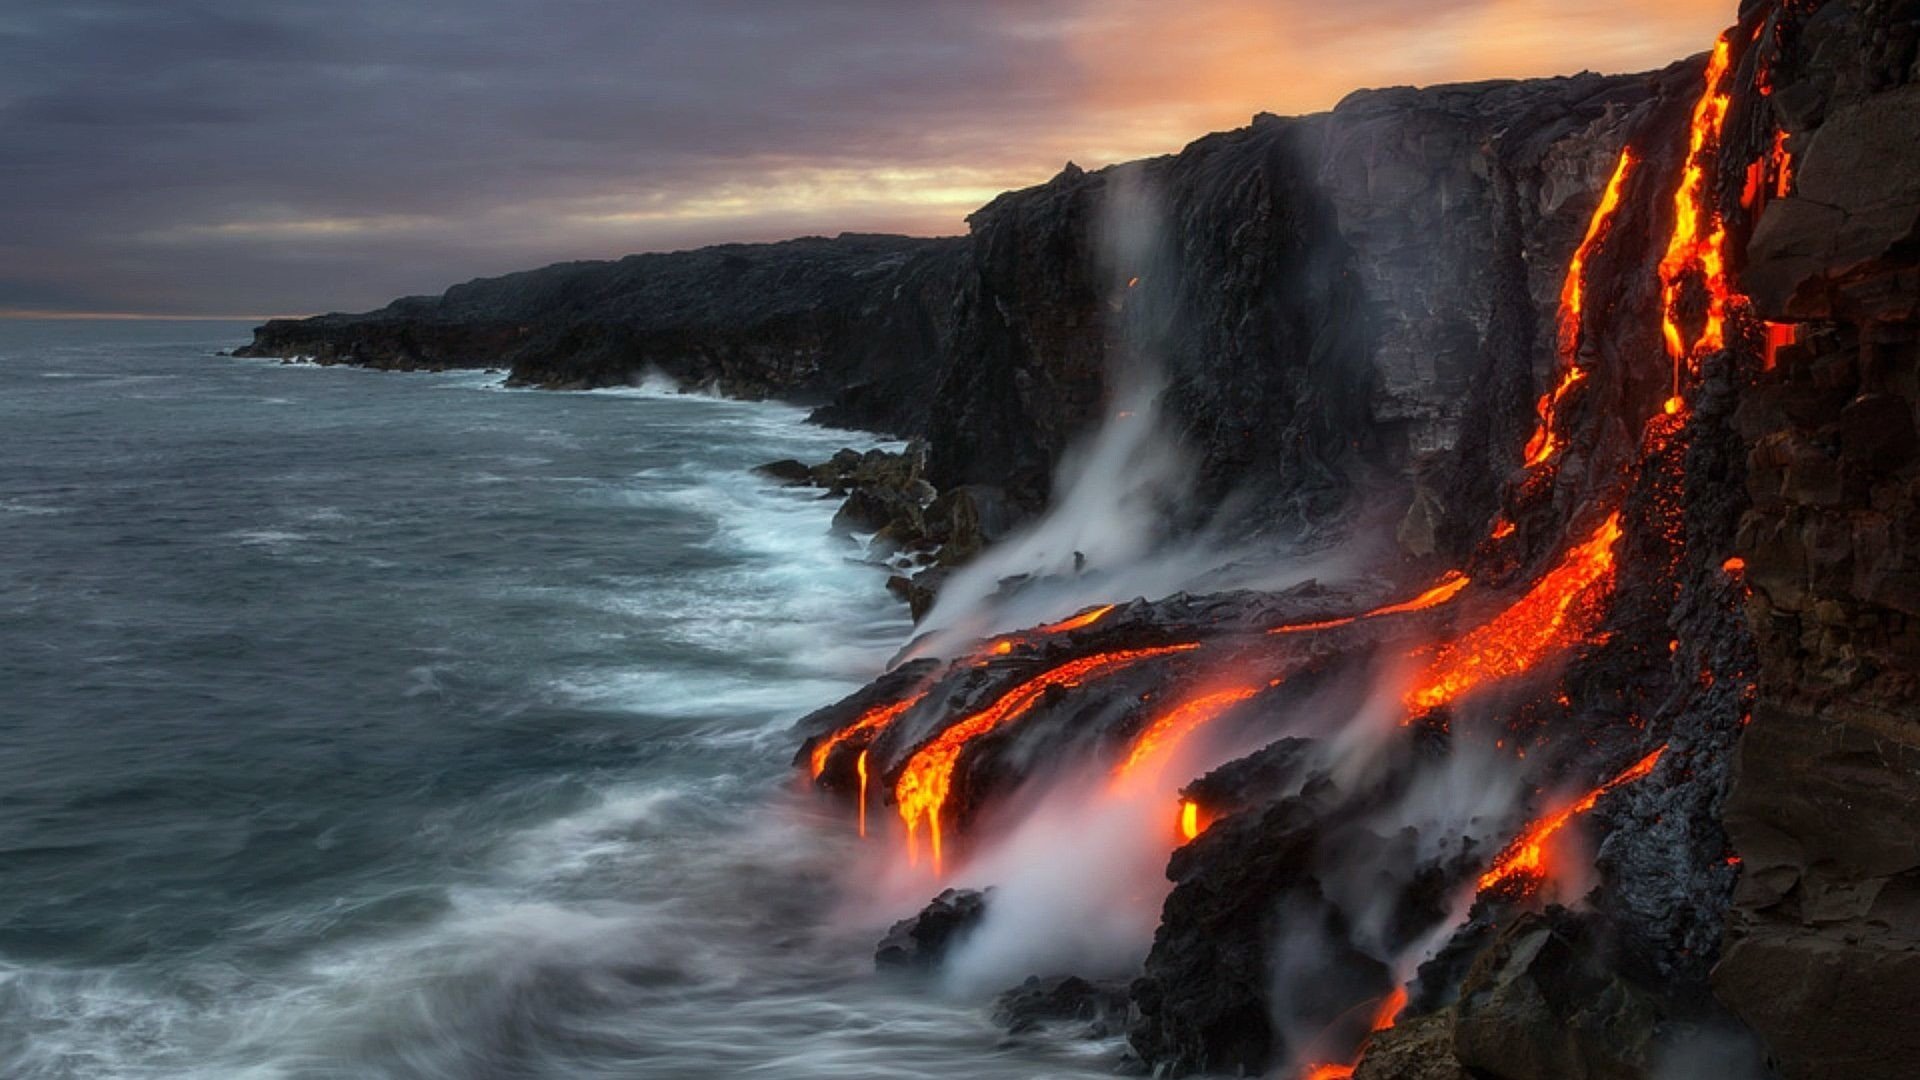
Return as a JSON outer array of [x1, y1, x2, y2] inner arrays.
[[790, 1, 1920, 1077], [926, 72, 1673, 530], [238, 234, 965, 435], [239, 72, 1677, 538], [1716, 1, 1920, 1076]]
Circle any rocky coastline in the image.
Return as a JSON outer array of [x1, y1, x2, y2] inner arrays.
[[242, 0, 1920, 1075]]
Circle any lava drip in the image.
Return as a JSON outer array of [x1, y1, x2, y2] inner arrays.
[[894, 643, 1199, 873], [1524, 149, 1636, 469], [1178, 799, 1202, 841], [855, 749, 870, 837], [1406, 513, 1624, 713], [1268, 571, 1469, 636], [1657, 33, 1739, 409], [1477, 744, 1668, 896]]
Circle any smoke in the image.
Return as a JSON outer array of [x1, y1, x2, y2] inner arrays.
[[902, 171, 1370, 662], [934, 771, 1175, 995], [1651, 1025, 1774, 1080]]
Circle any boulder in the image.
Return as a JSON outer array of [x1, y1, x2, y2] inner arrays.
[[874, 888, 991, 971], [991, 975, 1130, 1038]]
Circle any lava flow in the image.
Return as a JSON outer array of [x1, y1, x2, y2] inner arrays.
[[1477, 744, 1668, 894], [808, 691, 928, 779], [1268, 571, 1469, 635], [1406, 513, 1623, 713], [1524, 148, 1636, 469], [895, 643, 1199, 873], [982, 603, 1119, 658], [1113, 685, 1262, 788], [1657, 33, 1738, 404], [1300, 987, 1409, 1079]]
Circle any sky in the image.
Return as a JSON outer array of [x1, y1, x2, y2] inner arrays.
[[0, 0, 1732, 318]]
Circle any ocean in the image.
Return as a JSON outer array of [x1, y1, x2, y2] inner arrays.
[[0, 321, 1119, 1078]]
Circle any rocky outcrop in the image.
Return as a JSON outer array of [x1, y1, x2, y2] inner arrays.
[[1717, 2, 1920, 1076], [990, 975, 1130, 1038], [873, 888, 990, 971], [238, 234, 965, 435]]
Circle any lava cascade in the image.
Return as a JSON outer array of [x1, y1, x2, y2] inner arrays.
[[1301, 987, 1410, 1080], [1525, 149, 1636, 468], [1657, 33, 1739, 404], [895, 643, 1199, 873], [1406, 513, 1624, 712], [1477, 744, 1669, 893]]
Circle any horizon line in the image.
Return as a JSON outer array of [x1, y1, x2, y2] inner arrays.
[[0, 309, 310, 323]]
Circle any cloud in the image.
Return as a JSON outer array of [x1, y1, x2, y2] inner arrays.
[[0, 0, 1730, 315]]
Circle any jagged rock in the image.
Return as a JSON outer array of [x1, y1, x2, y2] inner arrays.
[[753, 458, 813, 485], [874, 888, 990, 971], [1744, 84, 1920, 322], [1450, 909, 1662, 1080], [1352, 1013, 1470, 1080], [990, 975, 1130, 1038], [1129, 781, 1396, 1076]]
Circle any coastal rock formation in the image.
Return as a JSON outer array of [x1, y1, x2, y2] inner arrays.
[[238, 234, 964, 435]]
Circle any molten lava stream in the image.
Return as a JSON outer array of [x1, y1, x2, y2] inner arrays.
[[1405, 513, 1623, 713], [1478, 744, 1667, 895], [807, 691, 929, 780], [1300, 986, 1409, 1079], [981, 603, 1119, 658], [1658, 33, 1739, 407], [894, 643, 1199, 874], [1112, 685, 1262, 790], [1267, 571, 1469, 636], [1523, 148, 1635, 469]]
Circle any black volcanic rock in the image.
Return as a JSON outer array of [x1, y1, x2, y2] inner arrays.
[[238, 233, 965, 435], [1713, 3, 1920, 1078], [990, 974, 1130, 1038], [874, 888, 989, 971]]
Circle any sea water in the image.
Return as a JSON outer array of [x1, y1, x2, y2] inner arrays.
[[0, 321, 1118, 1079]]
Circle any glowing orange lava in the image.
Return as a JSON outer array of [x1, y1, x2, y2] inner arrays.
[[977, 604, 1120, 661], [895, 643, 1199, 873], [1039, 604, 1118, 634], [856, 749, 870, 838], [808, 691, 928, 779], [1521, 148, 1634, 469], [1491, 518, 1516, 540], [1559, 150, 1635, 353], [1407, 514, 1623, 712], [1658, 35, 1738, 399], [1179, 799, 1202, 841], [1300, 987, 1409, 1079], [1762, 322, 1798, 370], [1268, 572, 1469, 636], [1770, 129, 1794, 199], [1477, 745, 1667, 892], [1115, 685, 1262, 786]]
